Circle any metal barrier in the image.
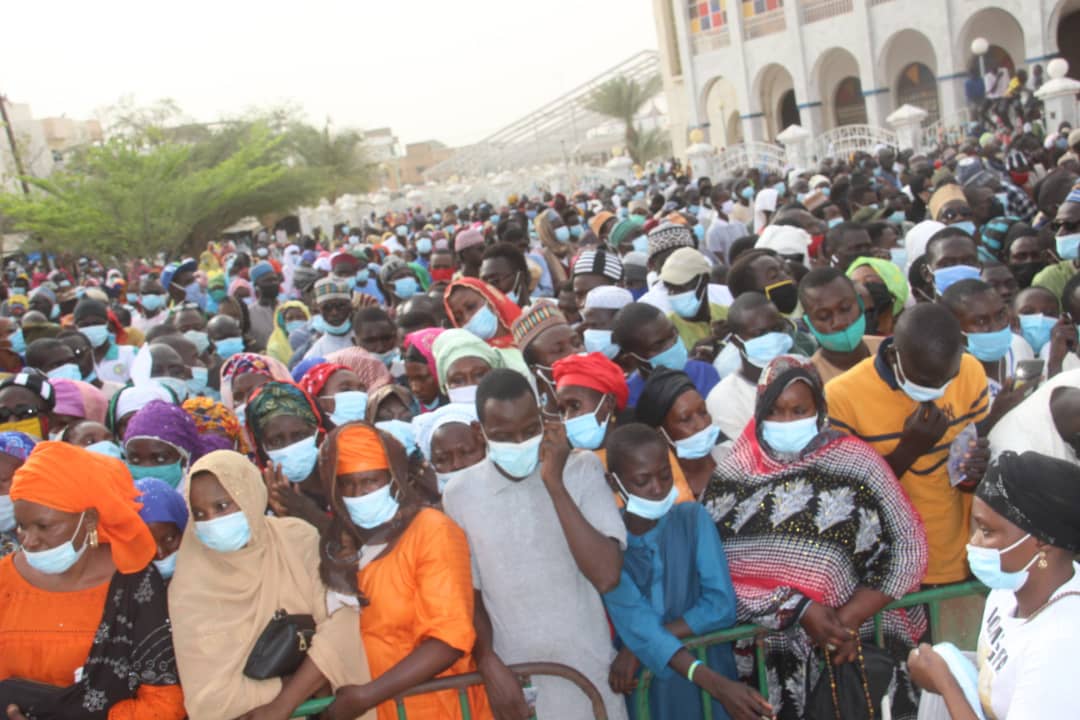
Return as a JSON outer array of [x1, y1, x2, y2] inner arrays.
[[290, 661, 609, 719], [632, 580, 987, 720]]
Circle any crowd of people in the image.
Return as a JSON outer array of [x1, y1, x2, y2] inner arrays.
[[0, 122, 1078, 720]]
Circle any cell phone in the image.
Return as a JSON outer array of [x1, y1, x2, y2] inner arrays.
[[1014, 359, 1044, 390]]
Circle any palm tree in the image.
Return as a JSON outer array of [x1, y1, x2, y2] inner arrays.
[[584, 74, 664, 165], [288, 122, 373, 204]]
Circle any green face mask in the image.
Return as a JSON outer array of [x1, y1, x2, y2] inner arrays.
[[128, 461, 185, 489], [805, 306, 867, 353]]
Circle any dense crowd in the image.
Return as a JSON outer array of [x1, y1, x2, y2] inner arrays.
[[0, 120, 1078, 720]]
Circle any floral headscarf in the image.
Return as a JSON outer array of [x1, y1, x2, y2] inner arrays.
[[403, 327, 444, 380], [219, 352, 292, 410], [245, 381, 323, 467], [0, 431, 37, 461], [324, 347, 393, 394], [298, 363, 352, 399], [182, 397, 251, 455]]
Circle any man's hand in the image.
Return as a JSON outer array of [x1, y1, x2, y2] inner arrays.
[[899, 402, 948, 457], [1047, 316, 1078, 377], [907, 643, 950, 695], [986, 378, 1029, 426], [699, 670, 775, 720], [479, 656, 532, 720], [957, 437, 991, 488], [6, 706, 27, 720], [538, 419, 571, 491], [608, 646, 641, 695]]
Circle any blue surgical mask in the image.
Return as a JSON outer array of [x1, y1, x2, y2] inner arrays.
[[126, 292, 138, 305], [888, 210, 906, 225], [86, 439, 124, 459], [313, 314, 351, 337], [669, 282, 704, 319], [564, 401, 611, 450], [761, 415, 820, 454], [375, 348, 400, 369], [357, 269, 370, 283], [740, 186, 755, 201], [489, 214, 501, 225], [966, 326, 1014, 362], [640, 338, 688, 372], [966, 534, 1037, 591], [1056, 233, 1080, 261], [417, 237, 433, 255], [155, 376, 189, 402], [187, 366, 209, 397], [613, 474, 679, 520], [820, 187, 831, 198], [505, 288, 519, 304], [0, 495, 14, 533], [894, 352, 951, 402], [329, 390, 368, 426], [8, 328, 25, 355], [773, 182, 786, 197], [23, 512, 88, 574], [554, 226, 571, 243], [688, 205, 700, 215], [889, 247, 907, 268], [233, 403, 246, 427], [215, 336, 245, 359], [376, 418, 416, 455], [827, 217, 844, 228], [195, 511, 251, 553], [693, 224, 705, 241], [486, 431, 542, 479], [738, 332, 794, 368], [49, 305, 59, 321], [583, 329, 620, 359], [266, 434, 319, 483], [153, 551, 178, 580], [47, 363, 83, 382], [632, 236, 649, 254], [950, 220, 977, 236], [184, 330, 210, 354], [140, 294, 166, 312], [128, 461, 185, 489], [933, 265, 981, 295], [1019, 313, 1057, 354], [395, 225, 409, 238], [569, 225, 584, 239], [285, 319, 307, 336], [393, 276, 419, 299], [343, 484, 400, 529], [80, 324, 110, 348], [665, 424, 720, 460], [464, 304, 499, 340]]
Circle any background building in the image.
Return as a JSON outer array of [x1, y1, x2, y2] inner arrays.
[[652, 0, 1079, 157], [397, 140, 454, 186]]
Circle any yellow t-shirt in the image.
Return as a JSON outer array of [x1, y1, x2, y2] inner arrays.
[[825, 345, 989, 584], [670, 302, 729, 352]]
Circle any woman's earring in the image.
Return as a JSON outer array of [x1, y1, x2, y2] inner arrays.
[[1038, 550, 1048, 569]]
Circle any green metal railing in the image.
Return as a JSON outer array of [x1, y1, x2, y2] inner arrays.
[[632, 580, 987, 720], [290, 661, 608, 719]]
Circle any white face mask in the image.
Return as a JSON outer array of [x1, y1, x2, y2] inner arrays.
[[447, 385, 478, 406]]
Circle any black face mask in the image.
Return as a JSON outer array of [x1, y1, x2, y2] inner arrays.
[[764, 280, 799, 315], [1009, 261, 1047, 289], [863, 282, 894, 334]]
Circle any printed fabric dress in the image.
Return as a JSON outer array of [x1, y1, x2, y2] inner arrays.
[[701, 421, 929, 720]]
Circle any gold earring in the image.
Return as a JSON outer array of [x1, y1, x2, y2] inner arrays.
[[87, 527, 99, 549], [1038, 550, 1048, 569]]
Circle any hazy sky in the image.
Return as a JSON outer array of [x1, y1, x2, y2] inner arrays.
[[5, 0, 658, 147]]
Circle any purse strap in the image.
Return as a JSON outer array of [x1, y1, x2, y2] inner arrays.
[[823, 632, 875, 720]]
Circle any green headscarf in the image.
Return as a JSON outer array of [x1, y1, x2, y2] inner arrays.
[[846, 257, 908, 317], [431, 328, 530, 394]]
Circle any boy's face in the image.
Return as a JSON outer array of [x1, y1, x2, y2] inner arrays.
[[610, 441, 673, 502]]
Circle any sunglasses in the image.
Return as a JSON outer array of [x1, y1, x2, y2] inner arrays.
[[939, 206, 973, 223]]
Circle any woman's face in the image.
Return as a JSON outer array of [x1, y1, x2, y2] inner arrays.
[[849, 265, 884, 289], [447, 287, 488, 327], [260, 414, 317, 453], [970, 497, 1039, 573], [232, 372, 270, 407], [189, 471, 241, 522], [283, 307, 307, 324], [405, 361, 440, 404], [65, 422, 112, 448], [663, 390, 711, 441], [14, 501, 94, 553], [764, 380, 818, 423], [148, 520, 182, 561], [374, 396, 411, 422], [318, 370, 366, 415], [555, 385, 604, 421], [337, 469, 391, 498], [430, 423, 485, 474], [125, 437, 182, 467], [446, 356, 492, 389]]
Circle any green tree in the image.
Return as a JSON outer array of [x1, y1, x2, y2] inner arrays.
[[287, 122, 374, 204], [583, 74, 664, 165]]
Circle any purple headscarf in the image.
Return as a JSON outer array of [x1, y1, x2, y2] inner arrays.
[[123, 400, 207, 463], [0, 432, 37, 462]]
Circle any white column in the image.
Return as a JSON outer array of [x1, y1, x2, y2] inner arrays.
[[670, 0, 703, 132], [1036, 59, 1080, 131], [725, 0, 757, 145]]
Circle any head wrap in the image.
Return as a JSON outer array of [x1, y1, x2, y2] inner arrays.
[[0, 431, 37, 461], [635, 368, 698, 428], [847, 257, 909, 317], [432, 328, 530, 394], [123, 400, 206, 463], [377, 256, 409, 288], [109, 383, 173, 429], [659, 247, 711, 285], [977, 451, 1080, 553], [298, 362, 353, 398], [11, 441, 156, 573], [267, 301, 311, 365], [454, 228, 485, 252], [52, 379, 95, 420], [182, 397, 250, 455], [608, 219, 641, 250], [324, 347, 393, 393], [552, 352, 629, 410], [572, 248, 623, 281], [246, 381, 322, 465], [588, 211, 616, 237], [903, 220, 947, 272], [249, 261, 275, 284], [646, 223, 694, 260], [584, 285, 634, 311], [219, 352, 292, 410], [928, 184, 967, 221], [365, 385, 415, 425], [511, 300, 567, 353], [228, 276, 253, 298], [334, 424, 388, 475], [134, 477, 189, 533], [329, 252, 360, 273], [404, 327, 445, 380], [413, 403, 478, 461], [1, 371, 55, 411], [754, 355, 827, 427], [444, 278, 522, 348]]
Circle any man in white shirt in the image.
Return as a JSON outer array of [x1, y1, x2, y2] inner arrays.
[[303, 278, 356, 360]]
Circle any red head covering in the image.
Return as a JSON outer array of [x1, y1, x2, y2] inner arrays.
[[444, 277, 523, 349], [552, 352, 630, 410], [11, 441, 155, 573], [298, 362, 352, 398]]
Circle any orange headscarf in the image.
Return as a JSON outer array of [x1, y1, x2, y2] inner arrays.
[[335, 424, 389, 476], [10, 441, 155, 574], [444, 277, 523, 349]]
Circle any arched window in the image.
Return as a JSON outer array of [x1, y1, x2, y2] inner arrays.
[[896, 62, 939, 124], [834, 77, 868, 126]]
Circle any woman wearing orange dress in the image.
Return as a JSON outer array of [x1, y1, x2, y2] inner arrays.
[[0, 441, 186, 720], [317, 423, 492, 720]]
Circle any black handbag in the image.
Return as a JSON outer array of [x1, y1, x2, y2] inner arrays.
[[806, 636, 897, 720], [243, 609, 316, 680]]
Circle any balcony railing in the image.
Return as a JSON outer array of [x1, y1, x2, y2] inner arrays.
[[691, 27, 732, 54], [800, 0, 853, 23], [742, 8, 786, 40]]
